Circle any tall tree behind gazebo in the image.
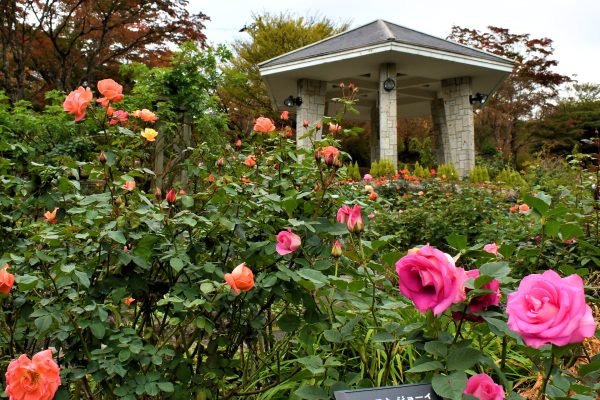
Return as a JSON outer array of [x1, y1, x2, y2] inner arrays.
[[220, 12, 348, 132], [448, 26, 571, 166]]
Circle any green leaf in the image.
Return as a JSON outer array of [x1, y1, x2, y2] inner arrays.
[[372, 331, 395, 343], [560, 223, 584, 239], [296, 355, 324, 374], [447, 233, 468, 251], [480, 262, 510, 280], [294, 384, 329, 400], [16, 274, 39, 290], [107, 230, 127, 244], [133, 235, 159, 260], [157, 382, 174, 392], [407, 360, 444, 373], [432, 371, 467, 400], [74, 270, 90, 288], [523, 194, 549, 216], [424, 341, 448, 357], [170, 257, 184, 272], [323, 329, 342, 343], [34, 315, 52, 332], [278, 314, 302, 332], [447, 347, 481, 371], [90, 321, 106, 339], [119, 349, 131, 362], [296, 268, 328, 289]]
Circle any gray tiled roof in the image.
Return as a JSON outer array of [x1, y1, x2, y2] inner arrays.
[[259, 20, 512, 68]]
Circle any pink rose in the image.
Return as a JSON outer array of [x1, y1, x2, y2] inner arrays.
[[483, 243, 500, 256], [346, 204, 363, 233], [276, 229, 301, 255], [363, 174, 373, 181], [506, 270, 596, 348], [464, 373, 505, 400], [337, 205, 351, 223], [395, 245, 466, 315]]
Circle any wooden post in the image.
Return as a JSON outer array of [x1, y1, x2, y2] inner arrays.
[[180, 112, 192, 190], [154, 123, 165, 190]]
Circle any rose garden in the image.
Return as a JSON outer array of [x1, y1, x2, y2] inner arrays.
[[0, 35, 599, 400]]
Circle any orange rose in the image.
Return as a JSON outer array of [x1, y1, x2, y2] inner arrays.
[[369, 192, 378, 200], [224, 263, 254, 295], [63, 87, 93, 121], [519, 203, 530, 212], [253, 117, 275, 133], [122, 180, 136, 191], [124, 297, 135, 306], [244, 155, 257, 167], [0, 264, 15, 295], [5, 349, 61, 400], [96, 79, 123, 106], [43, 208, 58, 223]]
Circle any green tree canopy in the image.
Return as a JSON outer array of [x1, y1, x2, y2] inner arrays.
[[220, 12, 348, 132]]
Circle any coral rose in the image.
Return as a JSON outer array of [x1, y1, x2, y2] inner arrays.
[[224, 263, 254, 295], [518, 203, 530, 212], [483, 243, 500, 256], [244, 155, 257, 167], [122, 180, 136, 191], [96, 78, 123, 106], [253, 117, 275, 133], [124, 297, 135, 305], [464, 373, 505, 400], [395, 244, 466, 315], [0, 264, 15, 295], [280, 110, 289, 120], [5, 349, 61, 400], [320, 146, 340, 166], [276, 229, 301, 255], [328, 123, 342, 134], [506, 270, 596, 348], [63, 86, 93, 121]]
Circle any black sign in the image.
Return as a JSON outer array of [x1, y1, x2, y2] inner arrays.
[[334, 383, 441, 400]]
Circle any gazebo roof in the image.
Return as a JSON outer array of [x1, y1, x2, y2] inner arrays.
[[260, 19, 511, 68], [259, 20, 514, 118]]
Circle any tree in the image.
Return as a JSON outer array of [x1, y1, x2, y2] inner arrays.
[[448, 26, 571, 165], [0, 0, 208, 102], [220, 12, 348, 132]]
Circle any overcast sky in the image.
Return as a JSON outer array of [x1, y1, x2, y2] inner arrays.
[[189, 0, 599, 86]]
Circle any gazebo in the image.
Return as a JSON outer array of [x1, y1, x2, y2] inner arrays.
[[258, 20, 514, 176]]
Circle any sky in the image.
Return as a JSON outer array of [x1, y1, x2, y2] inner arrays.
[[189, 0, 599, 86]]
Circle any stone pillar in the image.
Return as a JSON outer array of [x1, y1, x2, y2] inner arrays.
[[296, 79, 327, 150], [378, 63, 398, 168], [430, 99, 449, 165], [441, 77, 475, 177], [370, 104, 379, 164]]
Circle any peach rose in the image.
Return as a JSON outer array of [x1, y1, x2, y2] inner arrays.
[[96, 78, 123, 106], [224, 263, 254, 295], [135, 109, 157, 123], [5, 349, 61, 400], [0, 264, 15, 295], [253, 117, 275, 133], [63, 87, 93, 121]]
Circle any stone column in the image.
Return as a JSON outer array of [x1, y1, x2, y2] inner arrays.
[[441, 77, 475, 177], [430, 98, 449, 165], [370, 104, 379, 164], [378, 63, 398, 168], [295, 79, 327, 150]]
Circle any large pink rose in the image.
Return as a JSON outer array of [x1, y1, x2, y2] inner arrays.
[[464, 373, 504, 400], [395, 245, 466, 315], [276, 229, 301, 255], [506, 270, 596, 348]]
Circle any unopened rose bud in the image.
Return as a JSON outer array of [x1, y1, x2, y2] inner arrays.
[[216, 158, 224, 167], [154, 187, 162, 201], [115, 197, 122, 206], [314, 149, 322, 162], [303, 120, 309, 128], [331, 240, 343, 258], [332, 155, 343, 168], [339, 82, 345, 88], [166, 188, 176, 203], [98, 151, 107, 164], [179, 188, 186, 196]]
